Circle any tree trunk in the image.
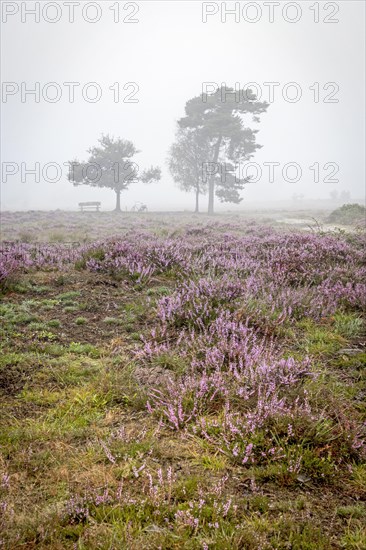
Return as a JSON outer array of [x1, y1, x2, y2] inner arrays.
[[208, 136, 222, 215], [195, 188, 199, 213], [208, 182, 214, 215], [115, 190, 121, 212]]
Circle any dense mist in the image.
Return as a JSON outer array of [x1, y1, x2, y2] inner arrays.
[[1, 1, 365, 211]]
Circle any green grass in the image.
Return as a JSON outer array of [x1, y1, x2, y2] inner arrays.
[[297, 319, 346, 355], [68, 342, 101, 358], [0, 229, 365, 549], [75, 316, 87, 325], [57, 291, 82, 301], [151, 351, 188, 374], [63, 306, 79, 313], [337, 506, 366, 519], [103, 316, 124, 325], [48, 319, 61, 328], [333, 313, 364, 339], [341, 523, 366, 549]]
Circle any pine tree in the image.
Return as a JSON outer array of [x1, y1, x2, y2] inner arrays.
[[167, 127, 210, 213], [178, 86, 268, 214]]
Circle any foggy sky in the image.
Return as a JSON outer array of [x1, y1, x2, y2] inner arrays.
[[1, 1, 365, 211]]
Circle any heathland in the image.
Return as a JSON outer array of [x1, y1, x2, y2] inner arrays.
[[0, 210, 365, 549]]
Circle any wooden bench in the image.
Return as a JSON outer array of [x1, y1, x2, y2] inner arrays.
[[79, 201, 101, 212]]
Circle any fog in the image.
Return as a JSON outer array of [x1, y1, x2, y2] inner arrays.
[[1, 1, 365, 212]]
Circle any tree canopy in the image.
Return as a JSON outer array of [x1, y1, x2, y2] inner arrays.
[[68, 134, 161, 211], [167, 127, 211, 213], [178, 86, 269, 214]]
